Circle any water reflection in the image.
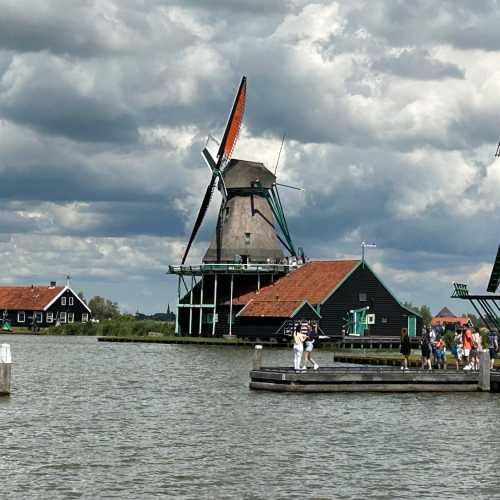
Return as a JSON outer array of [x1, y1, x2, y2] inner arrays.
[[1, 335, 500, 499]]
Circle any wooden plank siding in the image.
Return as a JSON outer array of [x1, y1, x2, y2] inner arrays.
[[318, 264, 422, 338]]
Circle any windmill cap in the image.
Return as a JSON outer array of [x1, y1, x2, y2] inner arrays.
[[223, 159, 275, 188]]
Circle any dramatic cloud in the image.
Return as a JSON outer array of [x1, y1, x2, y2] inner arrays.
[[1, 0, 500, 313]]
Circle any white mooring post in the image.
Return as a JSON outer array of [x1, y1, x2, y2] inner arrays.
[[253, 345, 263, 370], [228, 273, 234, 336], [212, 274, 218, 337], [479, 350, 490, 392], [0, 344, 12, 396], [199, 275, 204, 335]]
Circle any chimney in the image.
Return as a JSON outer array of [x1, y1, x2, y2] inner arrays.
[[49, 281, 56, 288]]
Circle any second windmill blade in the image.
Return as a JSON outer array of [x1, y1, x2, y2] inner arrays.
[[181, 174, 217, 265]]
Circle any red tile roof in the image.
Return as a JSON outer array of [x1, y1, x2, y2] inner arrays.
[[239, 300, 305, 317], [230, 260, 360, 306], [0, 286, 64, 310], [431, 316, 470, 326]]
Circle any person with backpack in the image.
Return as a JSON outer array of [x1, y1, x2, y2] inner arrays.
[[488, 330, 499, 369], [420, 327, 432, 370], [400, 328, 411, 371]]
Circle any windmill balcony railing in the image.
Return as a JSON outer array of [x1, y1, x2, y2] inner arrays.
[[168, 262, 301, 275]]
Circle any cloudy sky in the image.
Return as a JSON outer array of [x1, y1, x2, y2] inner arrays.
[[1, 0, 500, 315]]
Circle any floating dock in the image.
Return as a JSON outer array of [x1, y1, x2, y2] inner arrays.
[[250, 346, 498, 393], [250, 367, 493, 392]]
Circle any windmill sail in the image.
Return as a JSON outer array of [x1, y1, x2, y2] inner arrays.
[[181, 175, 217, 265], [217, 76, 246, 167], [181, 76, 247, 264]]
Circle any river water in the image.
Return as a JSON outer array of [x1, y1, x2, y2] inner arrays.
[[1, 335, 500, 499]]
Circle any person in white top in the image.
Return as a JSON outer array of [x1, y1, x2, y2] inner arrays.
[[293, 322, 307, 371], [471, 330, 482, 371], [303, 321, 319, 370]]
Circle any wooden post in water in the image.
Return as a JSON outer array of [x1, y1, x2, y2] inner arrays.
[[253, 345, 263, 370], [0, 344, 12, 396], [479, 350, 490, 392]]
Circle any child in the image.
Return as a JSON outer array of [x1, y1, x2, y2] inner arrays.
[[435, 337, 447, 369]]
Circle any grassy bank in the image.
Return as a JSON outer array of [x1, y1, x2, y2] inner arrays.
[[2, 319, 176, 337]]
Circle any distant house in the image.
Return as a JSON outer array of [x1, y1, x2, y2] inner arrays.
[[431, 307, 470, 330], [0, 282, 91, 329]]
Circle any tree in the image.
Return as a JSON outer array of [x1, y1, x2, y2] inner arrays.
[[418, 305, 432, 326], [88, 296, 121, 320], [403, 302, 433, 326]]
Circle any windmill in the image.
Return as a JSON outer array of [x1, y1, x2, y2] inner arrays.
[[181, 76, 297, 265]]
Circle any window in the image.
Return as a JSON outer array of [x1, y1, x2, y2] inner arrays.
[[203, 312, 218, 324], [46, 312, 54, 323], [359, 292, 367, 302], [244, 232, 251, 245], [69, 297, 74, 306], [35, 312, 43, 323], [382, 317, 388, 324], [61, 297, 66, 306], [68, 312, 74, 323], [60, 312, 67, 323], [17, 312, 25, 323], [82, 313, 89, 323]]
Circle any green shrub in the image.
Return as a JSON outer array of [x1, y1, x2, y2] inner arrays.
[[44, 318, 175, 337], [443, 330, 455, 350], [97, 319, 175, 337]]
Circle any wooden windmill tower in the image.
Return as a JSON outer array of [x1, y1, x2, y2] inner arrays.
[[169, 77, 301, 337], [181, 76, 296, 265]]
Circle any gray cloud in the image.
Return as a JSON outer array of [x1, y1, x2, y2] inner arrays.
[[372, 49, 464, 80], [0, 0, 499, 312]]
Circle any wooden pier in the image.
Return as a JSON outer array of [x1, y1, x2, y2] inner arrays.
[[250, 347, 498, 393], [0, 344, 12, 396]]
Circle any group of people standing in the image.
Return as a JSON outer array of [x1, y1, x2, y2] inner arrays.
[[416, 325, 498, 371], [292, 320, 319, 371], [450, 327, 498, 370], [419, 326, 448, 370]]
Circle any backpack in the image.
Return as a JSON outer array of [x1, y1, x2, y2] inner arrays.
[[489, 334, 499, 351]]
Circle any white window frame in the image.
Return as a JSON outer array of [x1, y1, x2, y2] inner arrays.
[[46, 312, 54, 323], [82, 313, 89, 323], [68, 297, 74, 306], [60, 312, 67, 323], [17, 311, 25, 323], [35, 312, 43, 323], [67, 312, 74, 323], [61, 297, 66, 306]]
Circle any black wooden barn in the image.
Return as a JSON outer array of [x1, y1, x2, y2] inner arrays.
[[173, 260, 421, 340], [0, 283, 92, 329]]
